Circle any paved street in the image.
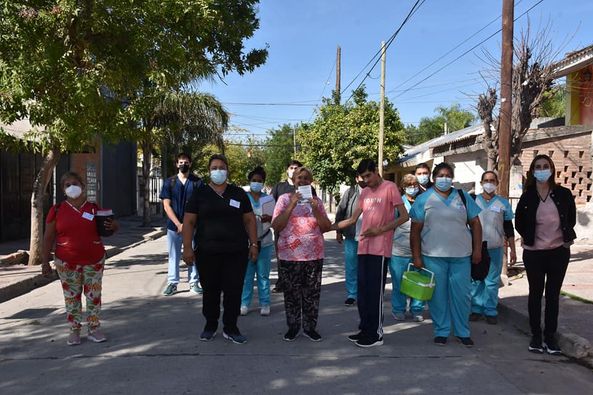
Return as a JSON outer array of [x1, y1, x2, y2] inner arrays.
[[1, 234, 592, 394]]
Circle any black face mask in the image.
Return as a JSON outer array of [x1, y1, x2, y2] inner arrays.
[[178, 164, 190, 173]]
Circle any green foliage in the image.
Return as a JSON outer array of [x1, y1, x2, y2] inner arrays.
[[297, 87, 405, 191], [539, 84, 566, 118], [263, 124, 296, 186], [404, 103, 475, 145]]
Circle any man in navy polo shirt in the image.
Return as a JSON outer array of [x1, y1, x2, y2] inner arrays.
[[160, 153, 202, 296]]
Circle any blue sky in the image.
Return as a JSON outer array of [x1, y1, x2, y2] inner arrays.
[[198, 0, 593, 142]]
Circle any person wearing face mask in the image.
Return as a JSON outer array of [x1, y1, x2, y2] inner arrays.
[[334, 174, 366, 306], [409, 162, 482, 347], [272, 167, 331, 342], [414, 163, 433, 193], [159, 153, 202, 296], [470, 171, 516, 325], [389, 174, 426, 322], [182, 154, 258, 345], [271, 159, 303, 201], [41, 171, 119, 345], [240, 166, 275, 317], [515, 155, 576, 355]]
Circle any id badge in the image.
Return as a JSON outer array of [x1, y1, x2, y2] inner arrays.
[[82, 212, 95, 221], [230, 199, 240, 209]]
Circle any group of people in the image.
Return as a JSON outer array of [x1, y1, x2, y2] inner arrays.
[[42, 152, 576, 355]]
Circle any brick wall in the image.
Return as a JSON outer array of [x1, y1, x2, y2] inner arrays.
[[520, 132, 592, 205]]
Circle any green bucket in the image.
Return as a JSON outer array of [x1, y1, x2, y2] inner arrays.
[[400, 263, 435, 301]]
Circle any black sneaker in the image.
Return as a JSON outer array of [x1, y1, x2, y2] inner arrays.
[[283, 328, 300, 342], [348, 332, 364, 342], [200, 329, 217, 342], [528, 336, 544, 353], [485, 315, 498, 325], [544, 338, 562, 355], [344, 298, 356, 306], [304, 329, 322, 342], [222, 331, 247, 344], [355, 336, 383, 348], [469, 313, 482, 321], [457, 336, 474, 347], [434, 336, 448, 346], [163, 283, 177, 296]]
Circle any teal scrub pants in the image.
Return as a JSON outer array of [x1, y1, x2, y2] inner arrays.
[[343, 239, 359, 299], [423, 255, 472, 338], [471, 247, 503, 317], [389, 255, 425, 315], [241, 244, 273, 308]]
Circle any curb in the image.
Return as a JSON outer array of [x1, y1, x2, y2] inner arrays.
[[0, 228, 166, 304], [498, 300, 593, 369]]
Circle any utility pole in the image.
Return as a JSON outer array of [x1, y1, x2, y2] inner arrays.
[[499, 0, 514, 198], [335, 45, 341, 104], [378, 41, 386, 176], [293, 126, 297, 155]]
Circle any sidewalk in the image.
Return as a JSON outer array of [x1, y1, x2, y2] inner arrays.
[[0, 216, 166, 303], [498, 243, 593, 366]]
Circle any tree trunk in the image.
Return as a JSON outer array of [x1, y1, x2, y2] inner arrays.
[[28, 148, 61, 266], [141, 140, 152, 227]]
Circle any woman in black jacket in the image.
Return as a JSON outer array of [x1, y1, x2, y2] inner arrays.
[[515, 154, 576, 355]]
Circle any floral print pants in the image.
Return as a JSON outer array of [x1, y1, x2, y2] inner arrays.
[[55, 257, 105, 330]]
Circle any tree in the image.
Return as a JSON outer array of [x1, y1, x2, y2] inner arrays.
[[0, 1, 267, 265], [263, 124, 296, 186], [298, 87, 405, 193], [404, 104, 475, 145], [539, 84, 566, 118], [478, 29, 555, 170]]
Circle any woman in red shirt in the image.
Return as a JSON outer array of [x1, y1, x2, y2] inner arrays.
[[41, 171, 118, 345]]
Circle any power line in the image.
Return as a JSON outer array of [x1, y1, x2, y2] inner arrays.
[[223, 102, 318, 107], [394, 0, 544, 99]]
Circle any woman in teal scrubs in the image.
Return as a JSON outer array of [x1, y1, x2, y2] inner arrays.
[[409, 163, 482, 347]]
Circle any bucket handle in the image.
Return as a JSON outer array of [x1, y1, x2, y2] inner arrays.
[[407, 262, 435, 284]]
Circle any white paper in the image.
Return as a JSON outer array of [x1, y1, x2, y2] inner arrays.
[[262, 200, 275, 216], [297, 185, 313, 199]]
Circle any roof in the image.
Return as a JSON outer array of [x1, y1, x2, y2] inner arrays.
[[0, 119, 44, 140], [552, 44, 593, 79]]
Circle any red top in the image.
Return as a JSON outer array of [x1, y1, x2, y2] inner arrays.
[[46, 201, 105, 265]]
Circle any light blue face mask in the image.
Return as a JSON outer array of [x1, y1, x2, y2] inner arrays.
[[210, 169, 228, 185], [417, 174, 430, 186], [405, 186, 419, 197], [250, 181, 264, 193], [434, 177, 453, 192], [534, 169, 552, 183]]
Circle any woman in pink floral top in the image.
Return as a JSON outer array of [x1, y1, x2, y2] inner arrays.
[[272, 167, 331, 342]]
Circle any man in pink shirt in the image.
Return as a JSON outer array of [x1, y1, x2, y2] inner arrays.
[[333, 159, 409, 347]]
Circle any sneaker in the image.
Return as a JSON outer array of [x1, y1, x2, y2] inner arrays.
[[392, 312, 406, 321], [528, 336, 544, 353], [223, 331, 247, 344], [67, 328, 81, 346], [434, 336, 448, 346], [344, 298, 356, 306], [240, 306, 249, 316], [469, 313, 482, 321], [260, 306, 270, 316], [200, 329, 217, 341], [413, 314, 424, 322], [348, 332, 364, 342], [544, 338, 562, 355], [457, 336, 474, 347], [303, 329, 322, 342], [189, 282, 203, 295], [163, 283, 177, 296], [355, 336, 384, 348], [485, 315, 498, 325], [87, 328, 107, 343], [283, 328, 300, 342]]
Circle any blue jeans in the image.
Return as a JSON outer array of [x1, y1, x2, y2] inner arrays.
[[423, 255, 471, 338], [241, 244, 273, 307], [344, 239, 359, 299], [471, 247, 503, 317], [167, 229, 198, 285], [389, 255, 425, 315]]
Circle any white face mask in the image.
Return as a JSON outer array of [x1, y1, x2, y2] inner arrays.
[[482, 183, 497, 194], [65, 185, 82, 199], [287, 169, 295, 179]]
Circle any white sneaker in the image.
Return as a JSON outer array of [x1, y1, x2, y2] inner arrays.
[[87, 328, 107, 343], [413, 314, 424, 322], [392, 312, 406, 321], [240, 306, 249, 316], [260, 306, 270, 316]]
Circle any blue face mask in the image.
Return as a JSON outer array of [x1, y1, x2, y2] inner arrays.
[[417, 174, 429, 186], [534, 169, 552, 183], [210, 169, 228, 185], [250, 182, 264, 193], [405, 186, 419, 197], [434, 177, 453, 192]]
